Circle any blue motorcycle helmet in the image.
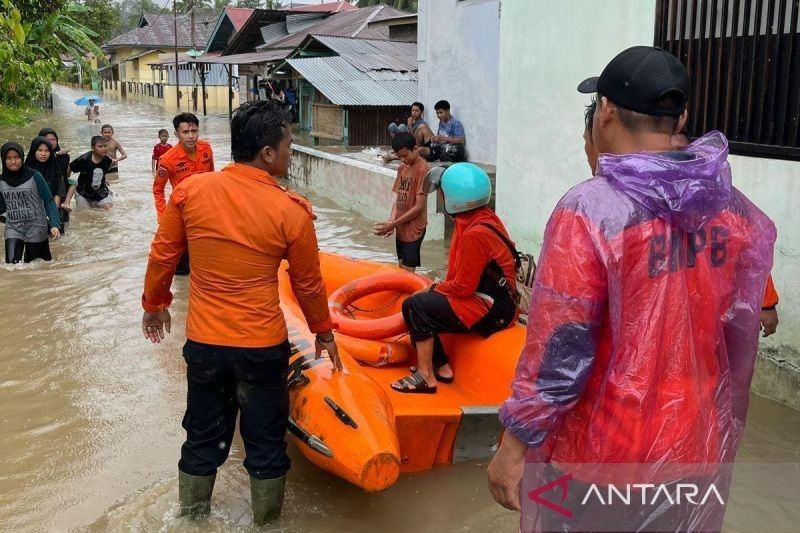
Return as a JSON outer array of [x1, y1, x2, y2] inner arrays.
[[423, 162, 492, 215]]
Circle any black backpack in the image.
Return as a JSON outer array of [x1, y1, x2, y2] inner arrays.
[[479, 224, 536, 319]]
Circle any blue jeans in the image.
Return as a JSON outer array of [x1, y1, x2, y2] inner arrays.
[[388, 123, 409, 135], [178, 339, 291, 480]]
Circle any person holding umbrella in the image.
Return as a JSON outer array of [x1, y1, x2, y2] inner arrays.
[[75, 96, 102, 123]]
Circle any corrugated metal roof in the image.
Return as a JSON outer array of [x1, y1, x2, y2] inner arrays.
[[287, 2, 357, 14], [185, 49, 289, 65], [105, 13, 215, 49], [267, 5, 408, 49], [312, 35, 416, 72], [287, 55, 417, 106], [259, 22, 288, 48], [285, 13, 326, 34], [226, 7, 254, 31]]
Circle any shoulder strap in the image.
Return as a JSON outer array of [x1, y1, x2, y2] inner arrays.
[[479, 223, 521, 268]]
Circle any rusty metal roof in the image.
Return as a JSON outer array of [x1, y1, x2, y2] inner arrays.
[[263, 5, 407, 50], [286, 54, 417, 107], [105, 13, 215, 49], [226, 7, 254, 31]]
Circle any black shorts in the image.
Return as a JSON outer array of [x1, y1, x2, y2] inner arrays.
[[396, 230, 425, 268], [426, 143, 442, 162]]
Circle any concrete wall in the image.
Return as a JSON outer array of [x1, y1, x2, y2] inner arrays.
[[289, 145, 445, 241], [495, 0, 800, 409], [417, 0, 500, 166]]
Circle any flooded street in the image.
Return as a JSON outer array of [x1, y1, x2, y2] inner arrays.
[[0, 86, 798, 532]]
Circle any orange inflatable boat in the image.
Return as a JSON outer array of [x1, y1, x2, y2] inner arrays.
[[280, 252, 525, 492]]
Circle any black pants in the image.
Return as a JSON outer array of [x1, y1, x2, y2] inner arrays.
[[5, 239, 52, 264], [175, 250, 190, 276], [179, 339, 291, 480], [401, 291, 515, 367], [58, 207, 69, 234]]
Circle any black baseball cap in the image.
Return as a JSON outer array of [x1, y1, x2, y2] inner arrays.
[[577, 46, 689, 117]]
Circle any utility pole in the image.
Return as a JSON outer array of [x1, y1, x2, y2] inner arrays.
[[174, 0, 180, 108], [191, 0, 197, 111]]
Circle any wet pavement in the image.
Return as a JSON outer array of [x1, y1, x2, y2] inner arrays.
[[0, 85, 797, 532]]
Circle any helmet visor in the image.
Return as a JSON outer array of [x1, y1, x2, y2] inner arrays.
[[422, 165, 448, 194]]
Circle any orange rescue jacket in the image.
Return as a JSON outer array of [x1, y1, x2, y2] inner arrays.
[[142, 162, 332, 347]]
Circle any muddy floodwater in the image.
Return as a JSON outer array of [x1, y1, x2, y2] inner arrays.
[[0, 86, 798, 532]]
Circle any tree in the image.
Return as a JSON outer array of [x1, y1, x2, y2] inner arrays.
[[0, 0, 60, 103], [116, 0, 169, 31], [235, 0, 281, 8], [82, 0, 121, 43], [27, 3, 105, 58], [357, 0, 416, 12], [11, 0, 68, 22]]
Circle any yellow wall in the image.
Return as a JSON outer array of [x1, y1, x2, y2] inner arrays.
[[163, 85, 239, 112]]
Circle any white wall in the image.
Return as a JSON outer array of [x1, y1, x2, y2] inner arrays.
[[418, 0, 500, 166], [495, 0, 800, 355]]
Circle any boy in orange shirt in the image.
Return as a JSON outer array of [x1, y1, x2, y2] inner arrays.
[[373, 132, 430, 272]]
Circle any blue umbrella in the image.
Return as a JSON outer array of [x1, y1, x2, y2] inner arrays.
[[74, 95, 102, 106]]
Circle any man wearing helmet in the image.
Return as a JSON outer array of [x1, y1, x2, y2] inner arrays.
[[391, 163, 517, 393]]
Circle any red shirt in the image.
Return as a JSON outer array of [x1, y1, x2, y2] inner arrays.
[[153, 140, 214, 214], [152, 142, 172, 162], [435, 207, 517, 327]]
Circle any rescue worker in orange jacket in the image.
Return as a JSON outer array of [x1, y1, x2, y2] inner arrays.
[[488, 47, 776, 532], [141, 100, 341, 526], [153, 112, 214, 275]]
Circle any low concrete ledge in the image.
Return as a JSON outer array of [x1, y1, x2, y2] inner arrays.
[[752, 347, 800, 412], [289, 144, 445, 240]]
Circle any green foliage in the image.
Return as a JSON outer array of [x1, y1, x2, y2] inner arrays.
[[0, 0, 107, 107], [11, 0, 68, 22], [0, 103, 37, 126], [82, 0, 121, 43], [26, 2, 106, 72], [0, 0, 60, 104]]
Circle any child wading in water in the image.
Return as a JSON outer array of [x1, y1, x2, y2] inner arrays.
[[151, 128, 172, 176], [64, 136, 114, 210], [25, 137, 66, 212], [38, 128, 72, 234], [100, 124, 126, 174], [0, 142, 61, 263]]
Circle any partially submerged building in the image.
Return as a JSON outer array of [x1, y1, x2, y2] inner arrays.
[[274, 35, 417, 146], [100, 13, 218, 108]]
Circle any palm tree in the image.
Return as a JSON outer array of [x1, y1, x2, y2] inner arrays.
[[175, 0, 212, 13], [235, 0, 281, 8]]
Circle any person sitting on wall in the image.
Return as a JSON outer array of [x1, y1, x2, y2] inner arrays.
[[417, 100, 467, 163], [384, 102, 435, 165]]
